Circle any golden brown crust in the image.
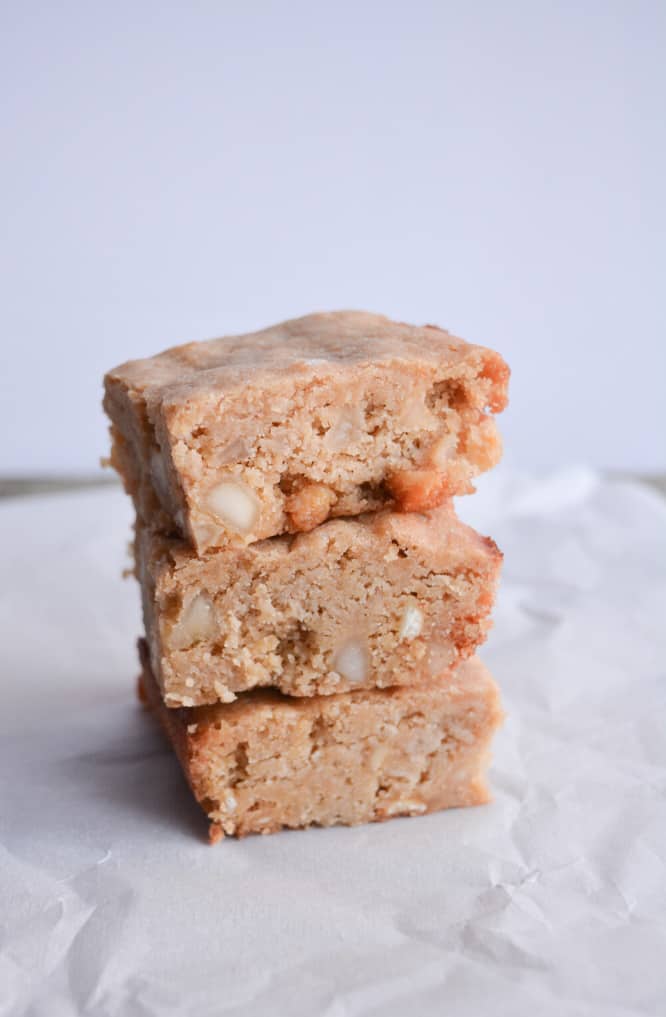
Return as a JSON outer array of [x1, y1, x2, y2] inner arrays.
[[386, 468, 457, 511]]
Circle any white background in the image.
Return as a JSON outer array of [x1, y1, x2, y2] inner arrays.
[[1, 1, 664, 475]]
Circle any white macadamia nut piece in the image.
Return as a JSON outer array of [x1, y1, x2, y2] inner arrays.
[[170, 593, 215, 649], [333, 640, 368, 684], [207, 480, 259, 532], [399, 604, 423, 641], [323, 405, 365, 451]]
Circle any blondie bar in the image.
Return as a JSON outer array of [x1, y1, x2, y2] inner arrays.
[[138, 640, 503, 840], [105, 312, 509, 552], [137, 504, 501, 706]]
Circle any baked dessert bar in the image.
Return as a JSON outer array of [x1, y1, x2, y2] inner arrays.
[[105, 311, 509, 552], [136, 503, 502, 706], [138, 640, 503, 840]]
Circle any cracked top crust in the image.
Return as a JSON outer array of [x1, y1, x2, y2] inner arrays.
[[105, 311, 509, 414]]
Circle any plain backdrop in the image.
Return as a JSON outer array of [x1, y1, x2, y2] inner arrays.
[[1, 1, 664, 475]]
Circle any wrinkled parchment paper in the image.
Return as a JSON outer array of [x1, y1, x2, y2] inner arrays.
[[1, 469, 665, 1016]]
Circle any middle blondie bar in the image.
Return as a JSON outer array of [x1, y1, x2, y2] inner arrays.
[[137, 503, 501, 706]]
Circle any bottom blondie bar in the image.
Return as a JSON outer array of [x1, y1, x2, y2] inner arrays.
[[138, 640, 502, 840]]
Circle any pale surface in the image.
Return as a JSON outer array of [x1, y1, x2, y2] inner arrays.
[[1, 469, 665, 1015]]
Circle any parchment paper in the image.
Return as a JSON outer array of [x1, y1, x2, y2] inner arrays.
[[1, 469, 665, 1016]]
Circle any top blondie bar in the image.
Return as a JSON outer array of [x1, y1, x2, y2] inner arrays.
[[104, 311, 509, 552]]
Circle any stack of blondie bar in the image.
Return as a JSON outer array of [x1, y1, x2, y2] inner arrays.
[[104, 312, 509, 840]]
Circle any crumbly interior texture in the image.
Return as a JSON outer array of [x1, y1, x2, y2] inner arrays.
[[137, 503, 502, 706], [105, 311, 509, 552], [138, 640, 503, 840]]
